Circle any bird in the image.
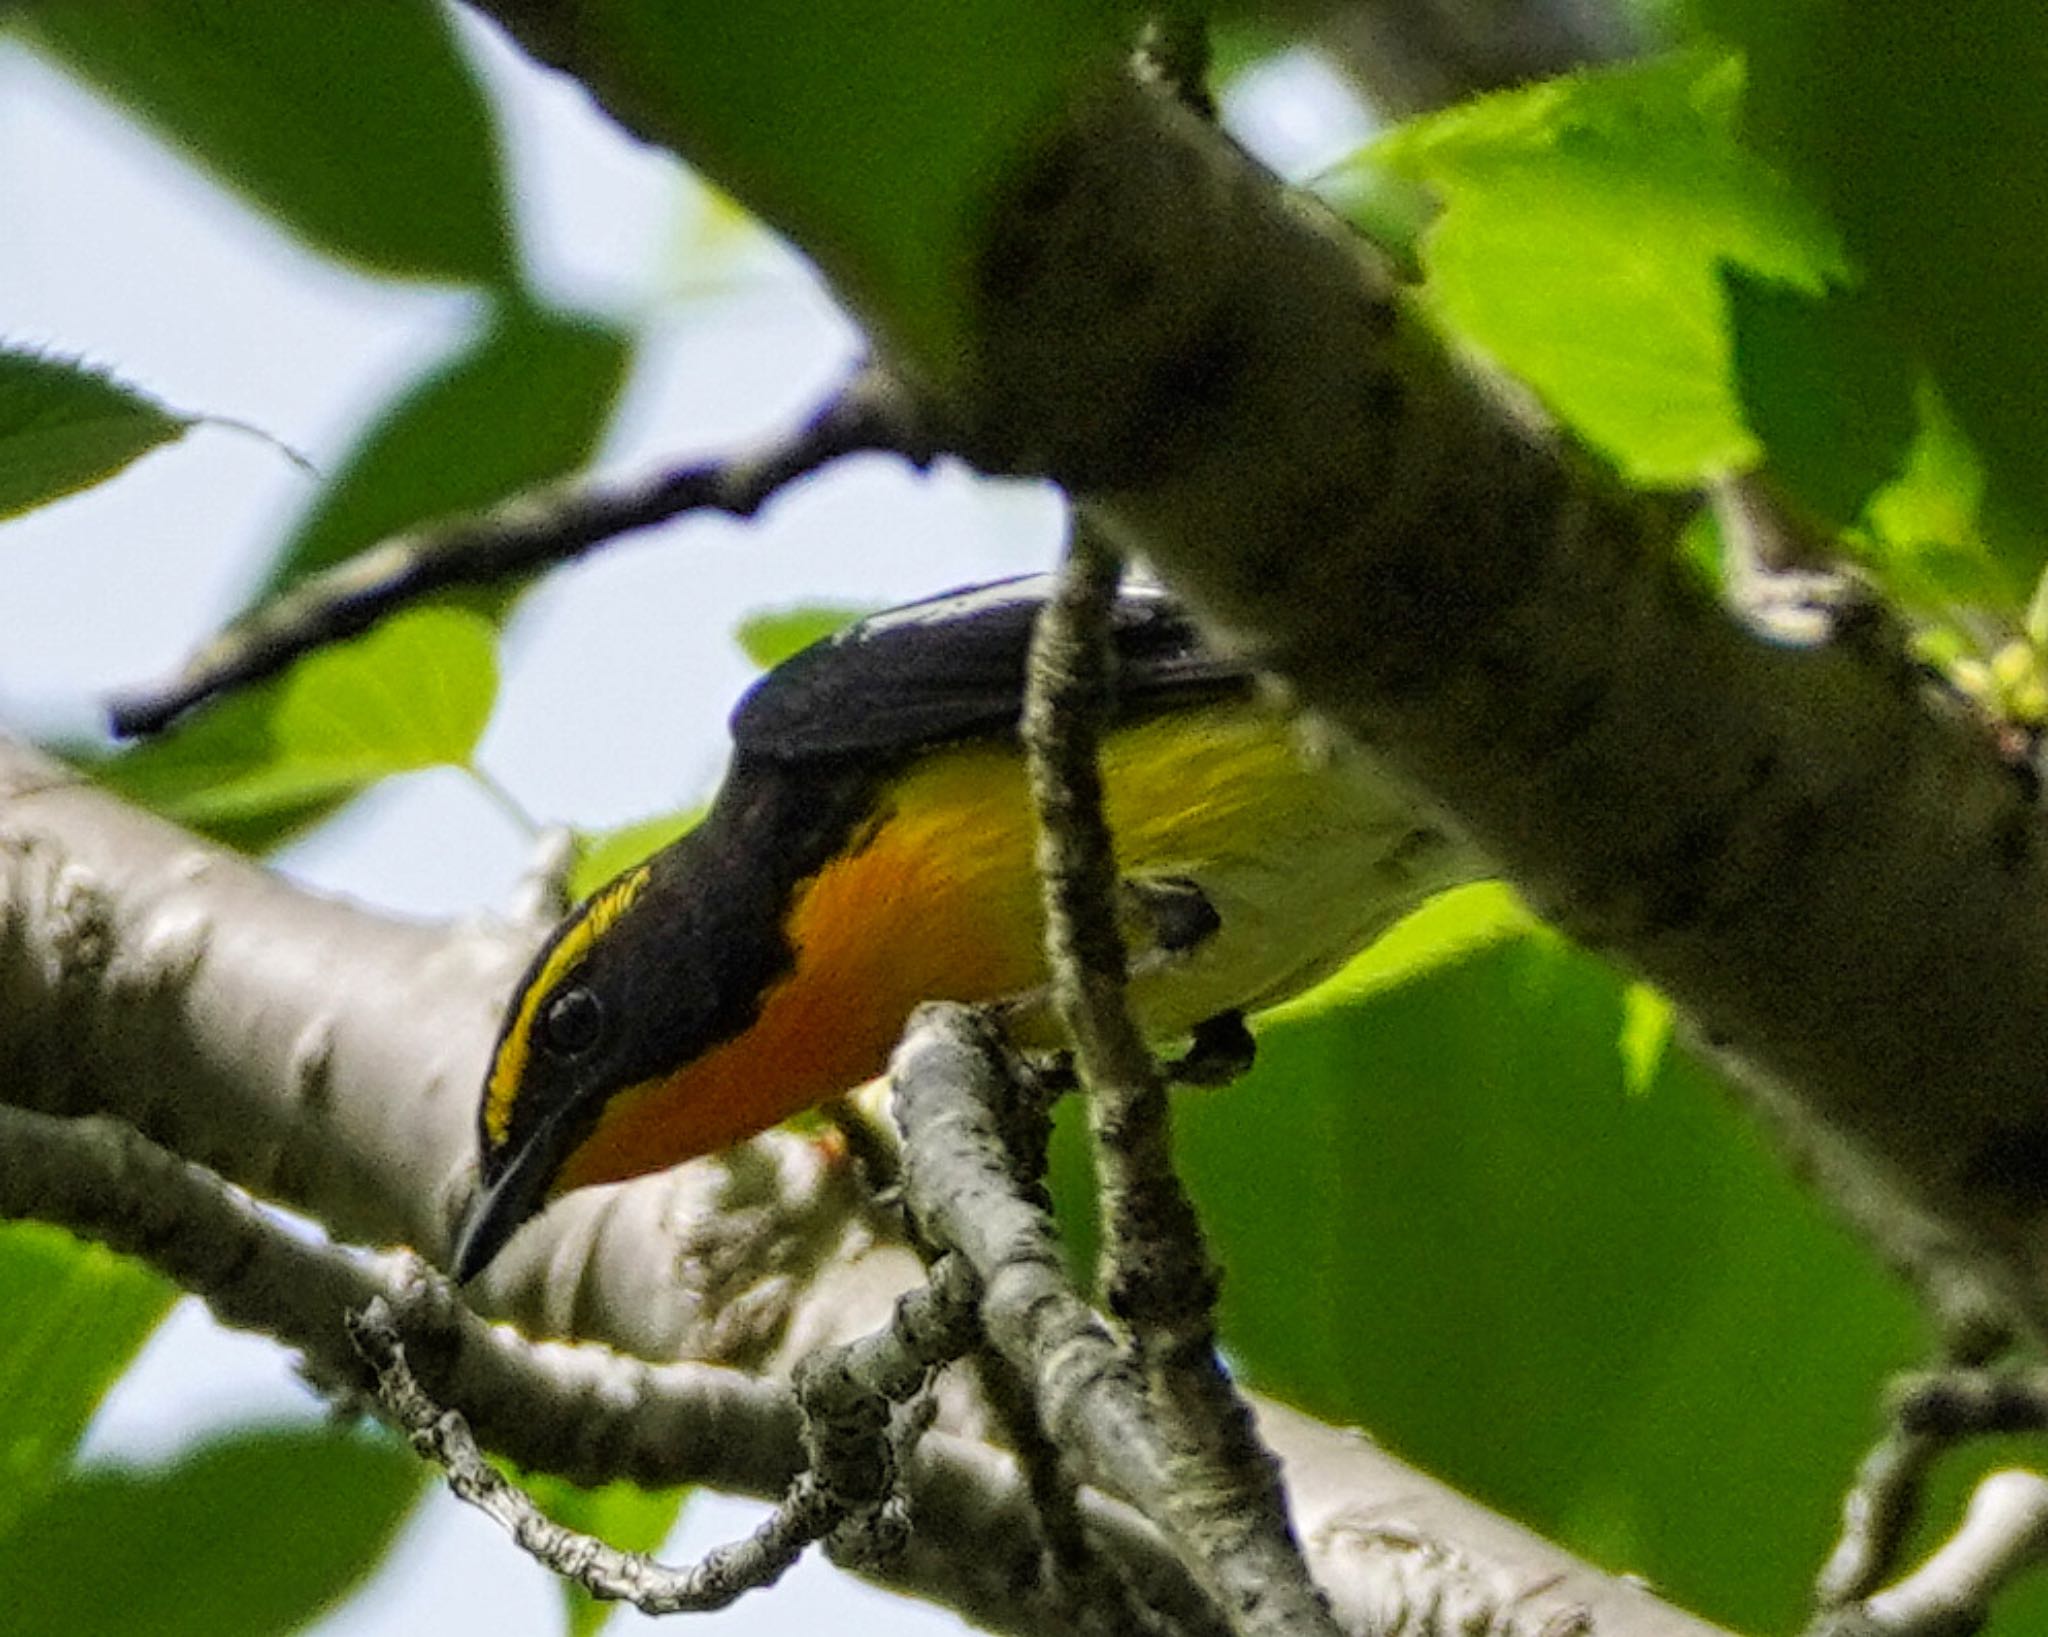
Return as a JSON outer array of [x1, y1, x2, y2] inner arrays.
[[455, 574, 1476, 1279]]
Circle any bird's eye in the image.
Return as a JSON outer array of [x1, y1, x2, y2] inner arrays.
[[539, 986, 604, 1056]]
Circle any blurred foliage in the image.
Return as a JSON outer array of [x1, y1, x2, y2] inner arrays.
[[568, 807, 702, 902], [100, 606, 498, 849], [0, 1225, 174, 1538], [732, 602, 875, 671], [0, 346, 189, 518], [9, 3, 2048, 1636], [0, 1428, 423, 1637], [1692, 0, 2048, 558], [250, 301, 632, 604], [24, 0, 516, 286], [578, 0, 1133, 365]]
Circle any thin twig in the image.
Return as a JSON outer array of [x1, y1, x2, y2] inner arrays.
[[351, 1297, 829, 1614], [0, 1100, 1221, 1634], [0, 1104, 798, 1491], [107, 367, 937, 735], [1816, 1364, 2048, 1607], [350, 1251, 984, 1614], [1817, 1423, 1947, 1610], [1809, 1472, 2048, 1637], [1019, 525, 1337, 1636]]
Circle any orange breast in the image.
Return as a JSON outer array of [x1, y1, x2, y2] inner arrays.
[[552, 697, 1409, 1193], [553, 742, 1047, 1191]]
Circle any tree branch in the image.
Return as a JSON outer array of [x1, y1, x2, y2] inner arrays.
[[452, 12, 2048, 1332], [890, 1004, 1717, 1637], [106, 368, 937, 737], [1304, 0, 1646, 117], [0, 733, 1730, 1635], [1020, 529, 1335, 1635]]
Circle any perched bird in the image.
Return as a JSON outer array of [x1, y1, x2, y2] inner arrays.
[[456, 575, 1474, 1279]]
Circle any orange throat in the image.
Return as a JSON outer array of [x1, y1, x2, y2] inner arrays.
[[552, 765, 1046, 1193]]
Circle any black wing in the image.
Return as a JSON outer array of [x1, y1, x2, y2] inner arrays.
[[730, 575, 1252, 765]]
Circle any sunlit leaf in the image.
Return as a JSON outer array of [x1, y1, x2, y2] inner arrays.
[[1268, 881, 1537, 1023], [733, 603, 873, 671], [0, 346, 188, 519], [1343, 51, 1846, 485], [101, 607, 496, 840], [1618, 981, 1673, 1096]]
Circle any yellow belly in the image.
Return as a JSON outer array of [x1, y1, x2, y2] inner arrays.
[[783, 699, 1473, 1058]]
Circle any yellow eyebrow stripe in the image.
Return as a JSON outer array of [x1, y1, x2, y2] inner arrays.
[[483, 862, 653, 1149]]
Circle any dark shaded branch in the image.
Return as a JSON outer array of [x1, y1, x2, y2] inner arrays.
[[1306, 0, 1646, 117], [107, 367, 938, 736]]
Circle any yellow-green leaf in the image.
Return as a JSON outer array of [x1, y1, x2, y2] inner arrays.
[[734, 603, 873, 671], [102, 607, 497, 838]]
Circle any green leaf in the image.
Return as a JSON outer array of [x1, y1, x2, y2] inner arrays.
[[1266, 881, 1537, 1022], [254, 300, 635, 603], [98, 301, 629, 856], [568, 808, 702, 903], [26, 0, 517, 286], [521, 1474, 691, 1637], [569, 0, 1130, 368], [0, 1225, 174, 1538], [0, 346, 189, 519], [0, 1428, 423, 1637], [1345, 51, 1847, 485], [1704, 0, 2048, 573], [1052, 931, 1925, 1633], [101, 606, 497, 841], [734, 603, 874, 671], [1722, 268, 1918, 531], [1618, 981, 1673, 1096]]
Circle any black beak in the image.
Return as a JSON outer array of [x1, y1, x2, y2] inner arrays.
[[452, 1121, 570, 1283]]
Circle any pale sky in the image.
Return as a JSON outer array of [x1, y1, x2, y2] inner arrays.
[[0, 13, 1368, 1632]]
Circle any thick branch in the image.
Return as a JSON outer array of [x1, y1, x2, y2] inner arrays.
[[450, 13, 2048, 1330], [961, 76, 2048, 1328], [0, 734, 1728, 1633], [892, 1005, 1726, 1637]]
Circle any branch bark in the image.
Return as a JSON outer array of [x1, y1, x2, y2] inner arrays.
[[0, 731, 1727, 1636]]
